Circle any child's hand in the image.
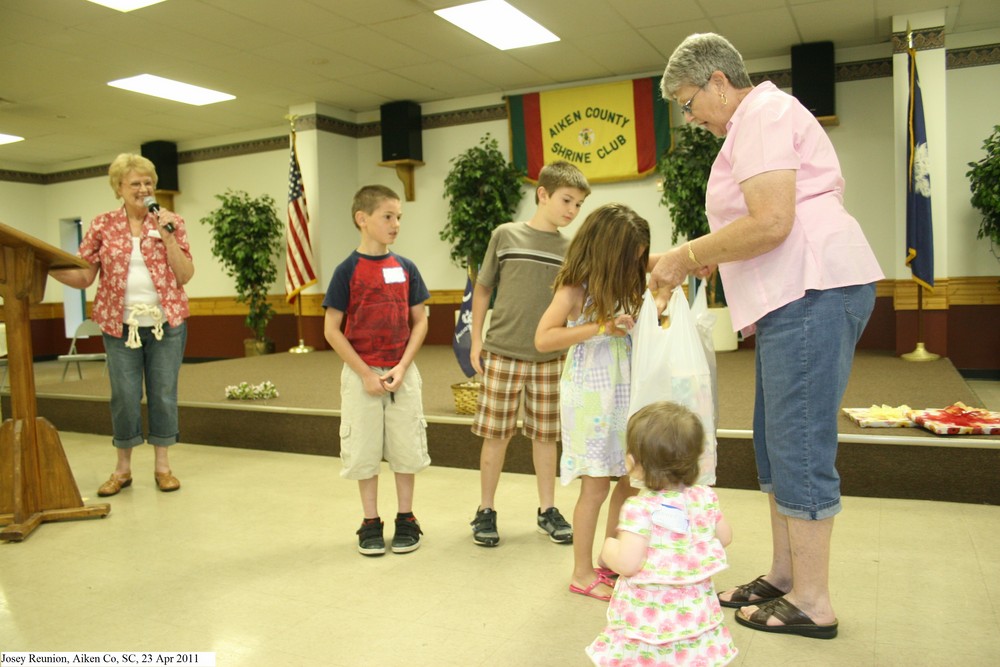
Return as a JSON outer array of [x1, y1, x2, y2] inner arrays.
[[599, 315, 633, 337], [470, 339, 484, 376], [380, 366, 404, 393], [362, 372, 386, 396], [612, 314, 634, 334]]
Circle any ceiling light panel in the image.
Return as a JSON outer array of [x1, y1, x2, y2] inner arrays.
[[86, 0, 166, 11], [435, 0, 559, 50], [107, 75, 235, 106]]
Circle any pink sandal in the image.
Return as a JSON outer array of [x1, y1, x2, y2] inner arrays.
[[569, 577, 612, 602]]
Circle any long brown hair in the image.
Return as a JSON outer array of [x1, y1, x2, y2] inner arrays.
[[553, 203, 650, 322]]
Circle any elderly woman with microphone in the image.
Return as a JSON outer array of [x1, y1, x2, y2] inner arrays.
[[51, 153, 194, 496]]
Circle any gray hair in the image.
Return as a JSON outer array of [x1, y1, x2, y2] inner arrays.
[[661, 33, 753, 100]]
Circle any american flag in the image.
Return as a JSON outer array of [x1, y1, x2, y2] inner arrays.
[[286, 132, 317, 302]]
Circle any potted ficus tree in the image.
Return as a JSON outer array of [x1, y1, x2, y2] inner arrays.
[[200, 189, 284, 356], [440, 133, 526, 281], [966, 124, 1000, 262], [656, 122, 736, 350], [440, 133, 526, 411]]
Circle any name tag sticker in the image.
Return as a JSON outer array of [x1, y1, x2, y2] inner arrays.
[[383, 266, 405, 284]]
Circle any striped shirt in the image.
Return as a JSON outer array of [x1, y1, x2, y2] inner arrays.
[[477, 221, 568, 362]]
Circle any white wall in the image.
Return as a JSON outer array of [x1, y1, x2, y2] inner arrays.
[[827, 76, 897, 273], [947, 63, 1000, 275], [2, 49, 997, 308]]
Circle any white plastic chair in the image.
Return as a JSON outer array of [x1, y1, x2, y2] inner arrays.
[[57, 319, 107, 381]]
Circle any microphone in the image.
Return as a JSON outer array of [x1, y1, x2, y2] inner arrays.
[[143, 195, 174, 233]]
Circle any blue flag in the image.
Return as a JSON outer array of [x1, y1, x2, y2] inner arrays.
[[453, 276, 477, 378], [905, 42, 934, 289]]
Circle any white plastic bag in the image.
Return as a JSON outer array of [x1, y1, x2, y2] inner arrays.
[[689, 279, 719, 428], [628, 287, 718, 484]]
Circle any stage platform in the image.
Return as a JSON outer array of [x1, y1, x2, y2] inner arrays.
[[5, 346, 998, 505]]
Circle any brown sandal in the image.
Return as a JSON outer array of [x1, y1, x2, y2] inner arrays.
[[97, 473, 132, 497], [718, 575, 786, 608], [735, 597, 839, 639], [154, 470, 181, 492]]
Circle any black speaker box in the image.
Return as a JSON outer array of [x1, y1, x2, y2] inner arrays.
[[380, 101, 422, 162], [141, 140, 179, 192], [791, 41, 835, 118]]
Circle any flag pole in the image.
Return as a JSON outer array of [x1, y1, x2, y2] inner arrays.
[[286, 113, 314, 354], [288, 295, 313, 354], [901, 283, 939, 361], [900, 24, 938, 363]]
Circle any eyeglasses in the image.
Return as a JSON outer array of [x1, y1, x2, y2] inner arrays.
[[126, 180, 154, 190], [680, 87, 703, 115]]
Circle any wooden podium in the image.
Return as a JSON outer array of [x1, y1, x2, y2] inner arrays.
[[0, 222, 110, 542]]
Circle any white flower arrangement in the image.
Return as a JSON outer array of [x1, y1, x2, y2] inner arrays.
[[225, 381, 279, 400]]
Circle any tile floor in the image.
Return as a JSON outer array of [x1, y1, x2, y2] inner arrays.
[[2, 364, 999, 665], [2, 428, 1000, 666]]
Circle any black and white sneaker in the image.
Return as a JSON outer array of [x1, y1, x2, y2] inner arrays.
[[391, 515, 423, 554], [537, 507, 573, 544], [471, 507, 499, 547], [356, 518, 385, 556]]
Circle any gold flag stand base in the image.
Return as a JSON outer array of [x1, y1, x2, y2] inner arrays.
[[901, 342, 940, 362], [901, 283, 939, 362], [288, 339, 314, 354]]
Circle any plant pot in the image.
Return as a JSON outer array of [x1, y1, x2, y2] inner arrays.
[[244, 338, 275, 357], [709, 306, 738, 352]]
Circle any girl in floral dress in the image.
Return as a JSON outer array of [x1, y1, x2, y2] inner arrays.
[[535, 203, 650, 602], [587, 401, 737, 666]]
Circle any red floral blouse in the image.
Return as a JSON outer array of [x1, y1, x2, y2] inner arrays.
[[79, 207, 192, 338]]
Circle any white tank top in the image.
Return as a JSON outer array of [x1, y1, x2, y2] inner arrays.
[[124, 238, 161, 326]]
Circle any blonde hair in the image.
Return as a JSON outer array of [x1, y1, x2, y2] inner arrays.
[[552, 203, 649, 323], [351, 185, 400, 229], [108, 153, 157, 199], [536, 161, 591, 204], [627, 402, 704, 489]]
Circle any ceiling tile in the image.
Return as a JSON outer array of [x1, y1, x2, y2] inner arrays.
[[1, 0, 997, 169]]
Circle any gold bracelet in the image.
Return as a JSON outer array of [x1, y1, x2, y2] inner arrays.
[[687, 241, 701, 266], [597, 323, 605, 335]]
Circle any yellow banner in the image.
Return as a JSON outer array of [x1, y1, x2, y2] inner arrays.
[[508, 77, 669, 183]]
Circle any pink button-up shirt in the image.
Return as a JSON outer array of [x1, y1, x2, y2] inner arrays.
[[79, 207, 192, 337], [706, 82, 884, 333]]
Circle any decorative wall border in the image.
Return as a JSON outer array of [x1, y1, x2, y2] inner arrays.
[[835, 58, 894, 82], [180, 136, 288, 164], [750, 70, 791, 88], [948, 44, 1000, 69], [892, 26, 946, 53]]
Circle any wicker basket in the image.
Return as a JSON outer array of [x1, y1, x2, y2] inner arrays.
[[451, 381, 482, 415]]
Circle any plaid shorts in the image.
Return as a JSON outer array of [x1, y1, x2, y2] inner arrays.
[[472, 350, 564, 441]]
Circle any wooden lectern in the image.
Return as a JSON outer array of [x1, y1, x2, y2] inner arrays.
[[0, 222, 110, 542]]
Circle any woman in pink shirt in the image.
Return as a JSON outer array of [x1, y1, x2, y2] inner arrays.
[[650, 33, 883, 640], [52, 153, 194, 497]]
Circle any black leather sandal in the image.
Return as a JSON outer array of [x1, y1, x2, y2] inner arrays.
[[735, 597, 839, 640], [718, 575, 786, 608]]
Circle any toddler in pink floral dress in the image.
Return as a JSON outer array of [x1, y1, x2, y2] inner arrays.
[[586, 402, 737, 666]]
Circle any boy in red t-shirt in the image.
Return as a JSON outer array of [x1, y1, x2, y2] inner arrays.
[[323, 185, 431, 556]]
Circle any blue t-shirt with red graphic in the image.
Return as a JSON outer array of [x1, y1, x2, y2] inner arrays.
[[323, 250, 430, 367]]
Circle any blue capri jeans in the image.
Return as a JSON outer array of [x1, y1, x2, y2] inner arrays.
[[103, 321, 187, 448], [752, 284, 875, 520]]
